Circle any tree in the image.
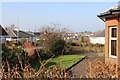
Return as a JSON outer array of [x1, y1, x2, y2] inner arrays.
[[81, 36, 90, 43], [39, 24, 66, 56], [81, 36, 85, 43]]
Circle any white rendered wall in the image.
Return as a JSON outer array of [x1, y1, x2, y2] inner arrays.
[[89, 37, 105, 44]]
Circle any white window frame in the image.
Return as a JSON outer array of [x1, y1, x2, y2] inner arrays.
[[109, 27, 117, 58]]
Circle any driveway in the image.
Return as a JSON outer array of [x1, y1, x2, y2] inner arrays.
[[70, 52, 105, 78]]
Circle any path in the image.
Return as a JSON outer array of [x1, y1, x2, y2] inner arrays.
[[70, 52, 105, 78]]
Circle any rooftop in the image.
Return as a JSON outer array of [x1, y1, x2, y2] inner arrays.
[[92, 30, 105, 37], [0, 25, 8, 36], [13, 30, 34, 38], [5, 27, 34, 38], [98, 2, 120, 21]]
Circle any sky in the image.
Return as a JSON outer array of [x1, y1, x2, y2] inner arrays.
[[1, 2, 118, 32], [1, 0, 120, 2]]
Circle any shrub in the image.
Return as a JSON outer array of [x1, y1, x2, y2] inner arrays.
[[2, 41, 67, 79], [86, 59, 119, 78], [50, 39, 66, 56], [23, 41, 35, 57], [64, 45, 73, 52], [2, 53, 64, 79], [2, 44, 29, 71], [40, 26, 66, 56]]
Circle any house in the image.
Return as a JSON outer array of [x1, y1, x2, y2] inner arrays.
[[33, 32, 41, 42], [0, 25, 8, 44], [5, 27, 34, 42], [98, 3, 120, 68], [89, 30, 105, 44]]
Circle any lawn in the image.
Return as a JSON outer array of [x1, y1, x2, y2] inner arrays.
[[45, 54, 86, 70]]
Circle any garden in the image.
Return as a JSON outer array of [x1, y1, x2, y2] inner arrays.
[[1, 26, 119, 79], [1, 26, 86, 79], [65, 36, 105, 53], [1, 41, 86, 79]]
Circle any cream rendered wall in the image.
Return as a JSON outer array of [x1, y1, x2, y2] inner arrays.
[[89, 37, 105, 44]]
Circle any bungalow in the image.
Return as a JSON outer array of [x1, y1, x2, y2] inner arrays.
[[33, 32, 41, 42], [5, 27, 34, 42], [89, 30, 105, 44], [0, 25, 8, 44], [98, 3, 120, 68]]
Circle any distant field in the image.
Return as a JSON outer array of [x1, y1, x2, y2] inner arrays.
[[45, 54, 86, 70]]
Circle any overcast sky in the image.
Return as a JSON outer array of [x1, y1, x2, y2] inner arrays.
[[1, 2, 118, 32]]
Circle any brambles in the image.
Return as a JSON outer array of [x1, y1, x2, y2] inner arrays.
[[86, 59, 119, 78], [2, 55, 64, 79]]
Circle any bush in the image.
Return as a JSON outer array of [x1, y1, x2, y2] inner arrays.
[[2, 49, 65, 79], [50, 39, 66, 56], [86, 59, 119, 78], [80, 36, 90, 43], [2, 43, 66, 79], [64, 45, 73, 53], [40, 26, 66, 56], [2, 44, 29, 72]]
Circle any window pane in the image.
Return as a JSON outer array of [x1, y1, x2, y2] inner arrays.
[[111, 28, 117, 37], [111, 40, 116, 56]]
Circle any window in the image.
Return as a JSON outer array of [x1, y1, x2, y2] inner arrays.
[[109, 27, 117, 58]]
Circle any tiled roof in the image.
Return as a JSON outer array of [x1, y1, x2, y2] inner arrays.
[[98, 3, 120, 20], [5, 27, 34, 38], [13, 30, 34, 38], [0, 25, 8, 36], [34, 32, 41, 36], [6, 29, 16, 37]]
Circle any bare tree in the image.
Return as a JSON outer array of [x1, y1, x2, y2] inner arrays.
[[39, 24, 67, 56]]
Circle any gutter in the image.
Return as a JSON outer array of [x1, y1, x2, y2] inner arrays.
[[97, 9, 120, 21]]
